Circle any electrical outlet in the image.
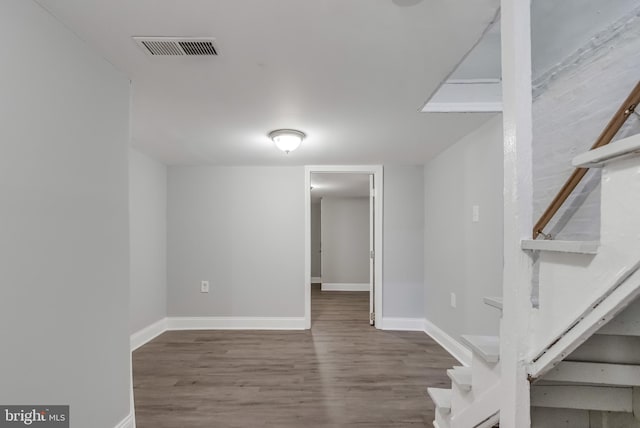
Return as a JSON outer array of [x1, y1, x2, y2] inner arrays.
[[450, 292, 457, 308], [201, 280, 210, 293], [472, 205, 480, 223]]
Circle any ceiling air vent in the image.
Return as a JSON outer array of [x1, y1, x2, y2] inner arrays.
[[133, 37, 218, 56]]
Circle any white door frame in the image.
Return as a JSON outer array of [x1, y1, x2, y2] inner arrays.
[[304, 165, 384, 329]]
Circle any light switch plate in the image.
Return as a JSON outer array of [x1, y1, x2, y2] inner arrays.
[[201, 280, 210, 293], [472, 205, 480, 223]]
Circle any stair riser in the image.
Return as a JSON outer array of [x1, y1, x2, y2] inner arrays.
[[569, 334, 640, 365], [544, 361, 640, 386], [451, 385, 475, 416], [531, 408, 589, 428], [435, 408, 451, 428], [588, 409, 640, 428], [531, 408, 640, 428], [448, 367, 473, 413], [531, 385, 633, 412], [596, 297, 640, 336]]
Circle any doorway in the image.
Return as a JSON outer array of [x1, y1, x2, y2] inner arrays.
[[304, 166, 383, 329]]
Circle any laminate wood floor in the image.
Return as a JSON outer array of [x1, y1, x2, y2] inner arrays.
[[133, 286, 457, 427]]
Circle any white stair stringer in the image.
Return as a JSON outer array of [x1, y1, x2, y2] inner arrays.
[[526, 147, 640, 378], [433, 335, 501, 428], [528, 266, 640, 378], [450, 381, 501, 428]]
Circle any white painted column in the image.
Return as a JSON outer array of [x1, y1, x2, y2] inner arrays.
[[500, 0, 534, 426]]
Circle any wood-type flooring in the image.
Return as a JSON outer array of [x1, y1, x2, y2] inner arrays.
[[133, 286, 457, 427]]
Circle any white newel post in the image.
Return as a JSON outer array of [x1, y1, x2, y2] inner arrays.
[[500, 0, 534, 426]]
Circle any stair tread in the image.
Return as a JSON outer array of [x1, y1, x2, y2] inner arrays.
[[572, 132, 640, 168], [427, 387, 452, 413], [521, 239, 599, 254], [483, 296, 503, 310], [543, 361, 640, 386], [447, 366, 472, 391], [461, 335, 500, 363]]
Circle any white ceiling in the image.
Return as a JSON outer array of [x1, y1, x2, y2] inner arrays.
[[36, 0, 500, 166], [450, 21, 501, 81], [310, 173, 370, 202]]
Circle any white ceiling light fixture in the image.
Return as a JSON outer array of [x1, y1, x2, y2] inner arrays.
[[269, 129, 305, 154]]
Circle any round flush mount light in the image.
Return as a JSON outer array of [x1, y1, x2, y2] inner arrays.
[[269, 129, 306, 154]]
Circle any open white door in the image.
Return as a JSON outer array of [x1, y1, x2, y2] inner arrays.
[[369, 174, 375, 326]]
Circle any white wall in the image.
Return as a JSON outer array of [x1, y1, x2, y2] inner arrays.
[[424, 116, 503, 342], [532, 8, 640, 240], [0, 1, 131, 427], [531, 0, 639, 77], [167, 166, 305, 317], [383, 166, 425, 318], [129, 149, 167, 334], [310, 202, 322, 278], [320, 197, 370, 285], [168, 165, 424, 322]]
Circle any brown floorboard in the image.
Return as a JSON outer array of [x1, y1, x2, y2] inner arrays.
[[133, 285, 457, 427]]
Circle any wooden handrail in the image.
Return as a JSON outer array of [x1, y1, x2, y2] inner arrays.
[[533, 81, 640, 239]]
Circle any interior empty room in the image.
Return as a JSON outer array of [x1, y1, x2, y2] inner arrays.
[[3, 0, 640, 427]]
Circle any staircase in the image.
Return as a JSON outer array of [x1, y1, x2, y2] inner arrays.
[[531, 299, 640, 426], [428, 132, 640, 427]]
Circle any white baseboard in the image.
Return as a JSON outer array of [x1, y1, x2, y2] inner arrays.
[[129, 316, 469, 370], [423, 318, 472, 366], [311, 276, 322, 283], [130, 317, 168, 351], [167, 317, 306, 330], [114, 412, 135, 428], [381, 317, 425, 331], [130, 317, 306, 352], [321, 283, 369, 292]]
